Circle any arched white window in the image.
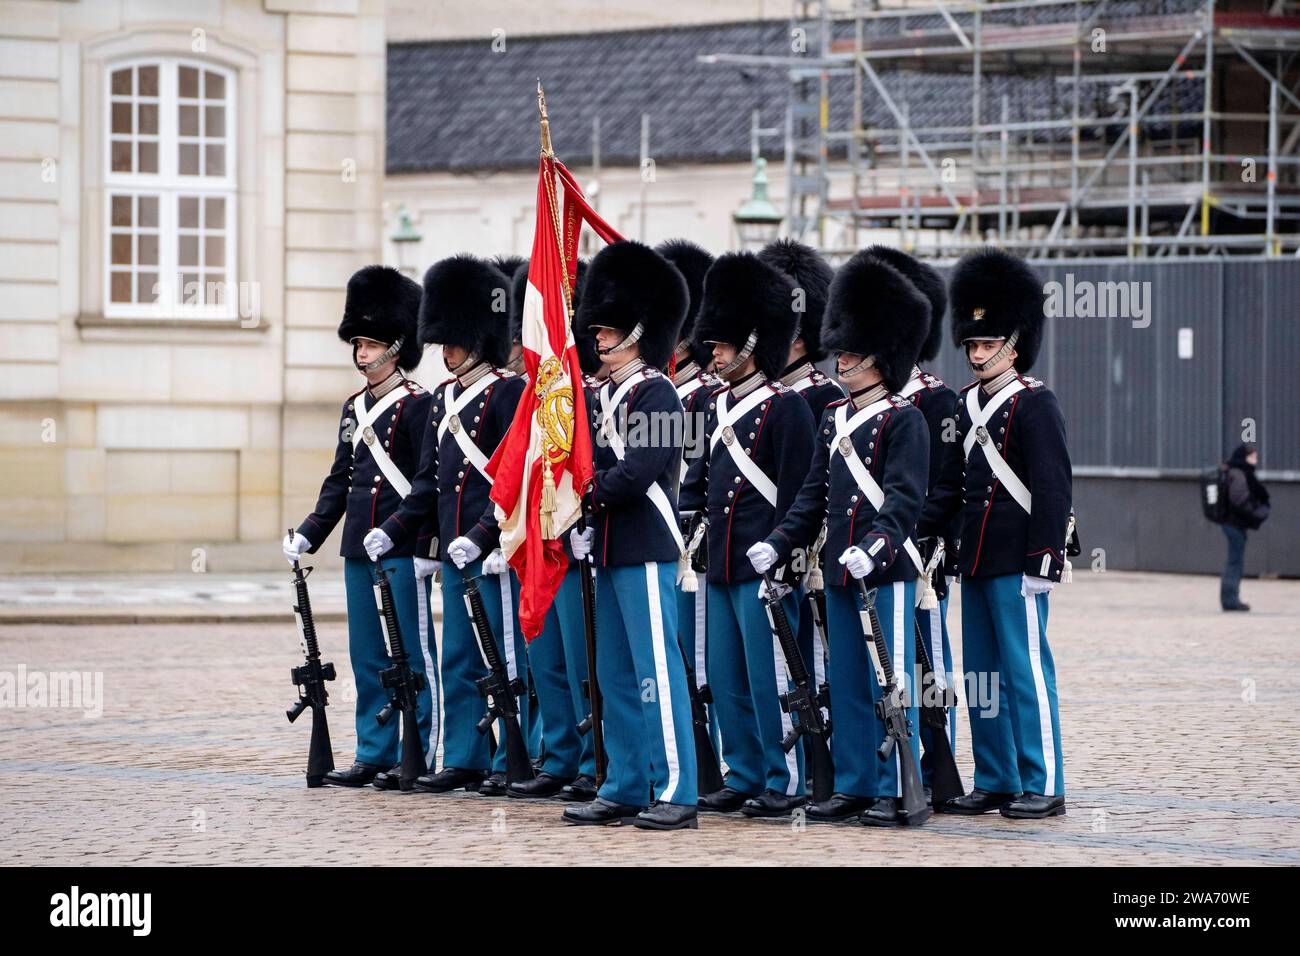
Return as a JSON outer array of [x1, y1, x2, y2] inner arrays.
[[104, 58, 237, 318]]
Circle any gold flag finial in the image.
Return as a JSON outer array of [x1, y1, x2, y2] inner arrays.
[[538, 79, 553, 157]]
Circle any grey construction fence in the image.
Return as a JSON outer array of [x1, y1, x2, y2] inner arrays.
[[920, 256, 1299, 577]]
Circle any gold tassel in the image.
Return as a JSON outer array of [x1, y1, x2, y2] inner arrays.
[[540, 463, 557, 539]]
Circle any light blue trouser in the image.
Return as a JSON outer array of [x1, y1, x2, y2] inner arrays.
[[342, 557, 437, 768], [526, 565, 595, 779], [676, 583, 722, 766], [438, 560, 530, 773], [916, 591, 959, 786], [706, 580, 804, 797], [595, 562, 697, 809], [823, 580, 918, 799], [961, 573, 1064, 797]]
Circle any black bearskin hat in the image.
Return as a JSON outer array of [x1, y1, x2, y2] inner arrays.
[[655, 239, 715, 367], [491, 254, 526, 283], [949, 248, 1045, 372], [337, 265, 423, 371], [693, 252, 799, 381], [574, 241, 688, 370], [757, 239, 834, 363], [822, 251, 931, 393], [508, 258, 588, 345], [418, 254, 512, 368], [864, 245, 948, 363]]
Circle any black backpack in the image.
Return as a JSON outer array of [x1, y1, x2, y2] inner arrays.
[[1200, 466, 1229, 524]]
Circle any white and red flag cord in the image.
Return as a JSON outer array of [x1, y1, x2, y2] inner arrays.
[[487, 84, 623, 641]]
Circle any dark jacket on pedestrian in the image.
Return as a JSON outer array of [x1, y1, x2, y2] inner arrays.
[[1224, 444, 1270, 530]]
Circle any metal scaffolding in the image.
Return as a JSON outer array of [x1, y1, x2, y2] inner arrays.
[[702, 0, 1300, 259]]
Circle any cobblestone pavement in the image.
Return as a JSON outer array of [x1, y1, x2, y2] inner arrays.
[[1, 570, 1297, 866]]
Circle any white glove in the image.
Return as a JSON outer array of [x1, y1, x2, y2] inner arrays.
[[282, 532, 311, 565], [447, 536, 482, 570], [413, 557, 440, 581], [1021, 574, 1055, 597], [747, 542, 778, 575], [570, 526, 595, 561], [839, 545, 875, 580], [363, 528, 393, 561], [482, 549, 510, 575]]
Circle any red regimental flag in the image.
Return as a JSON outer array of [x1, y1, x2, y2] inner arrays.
[[487, 152, 622, 640]]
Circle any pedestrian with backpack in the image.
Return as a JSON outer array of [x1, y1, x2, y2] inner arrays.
[[1216, 443, 1271, 612]]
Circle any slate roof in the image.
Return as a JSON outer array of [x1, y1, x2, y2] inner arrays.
[[386, 2, 1207, 175]]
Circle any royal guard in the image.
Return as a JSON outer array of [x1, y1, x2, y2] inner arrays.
[[562, 240, 700, 830], [918, 249, 1071, 819], [283, 265, 438, 790], [502, 260, 602, 801], [756, 238, 843, 735], [656, 238, 722, 755], [753, 251, 931, 825], [864, 246, 960, 792], [365, 254, 531, 797], [495, 254, 528, 376], [681, 252, 815, 818]]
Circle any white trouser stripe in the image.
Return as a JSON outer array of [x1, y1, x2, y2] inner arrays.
[[1023, 593, 1057, 796], [415, 576, 440, 766], [892, 581, 906, 798], [497, 570, 518, 681], [812, 614, 827, 694], [693, 587, 708, 685], [645, 563, 682, 803], [927, 603, 950, 744], [763, 583, 801, 795]]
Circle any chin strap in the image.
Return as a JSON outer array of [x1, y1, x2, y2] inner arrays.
[[717, 331, 759, 378], [354, 336, 404, 373], [967, 330, 1019, 375], [837, 353, 877, 381], [447, 351, 479, 376], [597, 323, 644, 356]]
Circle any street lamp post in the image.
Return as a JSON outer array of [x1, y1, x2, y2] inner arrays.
[[389, 203, 422, 278], [733, 156, 783, 249]]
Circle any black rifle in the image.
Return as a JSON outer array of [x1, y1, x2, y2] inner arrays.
[[573, 502, 607, 786], [761, 572, 834, 804], [372, 561, 427, 792], [855, 581, 931, 826], [913, 539, 964, 808], [285, 534, 336, 788], [804, 523, 833, 728], [464, 575, 535, 785], [676, 514, 724, 794]]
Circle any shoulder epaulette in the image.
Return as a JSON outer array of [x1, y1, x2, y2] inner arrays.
[[921, 371, 945, 390], [402, 379, 426, 395], [769, 380, 792, 394], [889, 394, 913, 410], [643, 367, 663, 380], [1021, 375, 1046, 390]]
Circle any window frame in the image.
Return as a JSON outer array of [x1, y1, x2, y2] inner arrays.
[[102, 56, 238, 321]]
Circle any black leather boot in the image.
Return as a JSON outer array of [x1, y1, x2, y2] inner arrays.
[[561, 797, 645, 826], [740, 790, 807, 818], [558, 775, 598, 802], [806, 792, 873, 821], [634, 801, 699, 830], [413, 766, 486, 793], [1000, 793, 1066, 819], [698, 787, 753, 812], [508, 772, 571, 799], [322, 761, 384, 788], [943, 788, 1020, 815]]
